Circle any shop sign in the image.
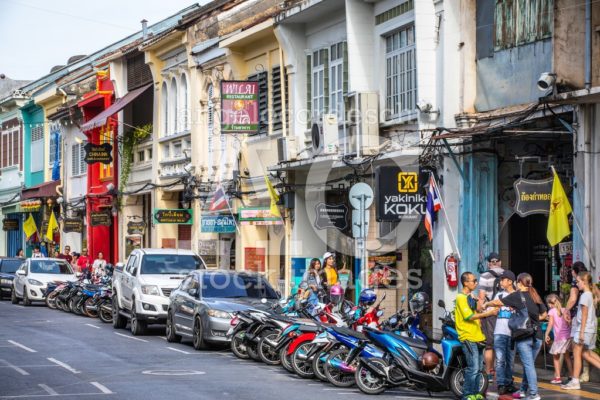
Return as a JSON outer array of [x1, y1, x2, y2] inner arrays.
[[513, 178, 553, 217], [314, 203, 349, 231], [201, 215, 236, 233], [2, 218, 19, 231], [376, 166, 427, 222], [559, 241, 573, 257], [127, 220, 147, 235], [84, 143, 113, 164], [245, 247, 265, 272], [90, 211, 112, 226], [63, 218, 83, 233], [21, 200, 42, 212], [220, 81, 259, 134], [239, 207, 283, 225], [153, 209, 193, 225]]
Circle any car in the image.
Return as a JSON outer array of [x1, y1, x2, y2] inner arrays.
[[167, 270, 280, 349], [0, 257, 23, 300], [12, 258, 77, 306]]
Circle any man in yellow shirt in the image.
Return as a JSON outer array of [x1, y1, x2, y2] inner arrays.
[[455, 271, 498, 400]]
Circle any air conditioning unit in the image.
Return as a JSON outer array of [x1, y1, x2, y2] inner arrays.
[[311, 114, 338, 156], [277, 136, 298, 162], [345, 92, 380, 156]]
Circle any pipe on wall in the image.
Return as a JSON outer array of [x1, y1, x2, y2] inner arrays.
[[585, 0, 591, 90]]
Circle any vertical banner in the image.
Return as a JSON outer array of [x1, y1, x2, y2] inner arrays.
[[221, 81, 259, 134]]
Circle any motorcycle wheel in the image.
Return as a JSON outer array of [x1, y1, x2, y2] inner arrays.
[[312, 350, 328, 382], [84, 297, 99, 318], [231, 330, 250, 359], [291, 342, 315, 378], [258, 331, 281, 365], [69, 296, 81, 314], [46, 292, 58, 309], [449, 368, 488, 398], [98, 300, 113, 323], [355, 357, 388, 395], [280, 343, 294, 373], [324, 347, 356, 387], [246, 340, 260, 361]]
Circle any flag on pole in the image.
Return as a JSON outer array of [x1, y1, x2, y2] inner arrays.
[[23, 213, 37, 239], [264, 175, 281, 218], [209, 185, 228, 212], [547, 170, 572, 246], [46, 211, 59, 242], [424, 174, 442, 241]]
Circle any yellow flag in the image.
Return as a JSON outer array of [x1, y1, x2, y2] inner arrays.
[[264, 175, 281, 218], [547, 171, 572, 246], [46, 211, 59, 242], [23, 213, 37, 239]]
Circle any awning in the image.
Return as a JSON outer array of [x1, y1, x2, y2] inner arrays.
[[81, 83, 152, 131], [21, 181, 61, 200]]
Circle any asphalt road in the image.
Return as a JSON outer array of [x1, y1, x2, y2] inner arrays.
[[0, 299, 597, 400]]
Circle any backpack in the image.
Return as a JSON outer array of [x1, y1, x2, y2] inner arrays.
[[486, 270, 502, 301], [508, 292, 537, 341]]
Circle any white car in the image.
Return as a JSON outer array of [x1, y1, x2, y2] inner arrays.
[[12, 258, 77, 306]]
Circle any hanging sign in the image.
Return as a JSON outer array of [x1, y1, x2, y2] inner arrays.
[[2, 218, 19, 231], [376, 166, 427, 222], [513, 178, 553, 217], [314, 203, 349, 231], [239, 207, 283, 225], [153, 209, 193, 225], [127, 220, 147, 235], [201, 215, 236, 233], [63, 218, 83, 233], [90, 211, 112, 226], [221, 81, 259, 134], [84, 143, 113, 164]]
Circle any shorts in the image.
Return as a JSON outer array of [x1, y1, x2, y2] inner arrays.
[[481, 315, 497, 350], [572, 332, 597, 350], [549, 338, 572, 355]]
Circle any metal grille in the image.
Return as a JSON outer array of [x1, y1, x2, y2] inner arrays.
[[161, 287, 173, 297], [248, 71, 268, 135], [31, 125, 44, 142]]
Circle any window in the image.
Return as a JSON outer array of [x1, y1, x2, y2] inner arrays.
[[329, 42, 345, 118], [99, 125, 113, 180], [172, 141, 182, 158], [180, 74, 190, 131], [495, 0, 553, 50], [30, 125, 44, 173], [71, 143, 87, 176], [1, 127, 21, 169], [161, 83, 168, 136], [312, 49, 327, 120], [271, 66, 289, 132], [138, 150, 145, 162], [147, 148, 152, 160], [385, 25, 417, 119], [127, 53, 152, 91], [49, 129, 61, 167], [170, 78, 178, 135], [201, 273, 278, 299], [248, 72, 268, 135]]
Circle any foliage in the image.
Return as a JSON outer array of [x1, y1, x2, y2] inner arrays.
[[119, 124, 152, 198]]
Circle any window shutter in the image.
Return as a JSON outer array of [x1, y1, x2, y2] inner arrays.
[[342, 41, 348, 95], [271, 66, 287, 132], [306, 54, 312, 128], [81, 144, 87, 175], [248, 71, 268, 135], [322, 49, 329, 113], [72, 144, 79, 176], [127, 53, 152, 91], [2, 134, 7, 168]]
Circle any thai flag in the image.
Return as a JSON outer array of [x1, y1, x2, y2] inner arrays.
[[424, 174, 442, 241], [209, 185, 228, 212]]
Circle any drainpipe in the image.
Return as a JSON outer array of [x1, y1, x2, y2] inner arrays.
[[585, 0, 591, 90], [141, 19, 148, 40]]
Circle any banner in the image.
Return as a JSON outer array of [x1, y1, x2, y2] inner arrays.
[[221, 81, 259, 134]]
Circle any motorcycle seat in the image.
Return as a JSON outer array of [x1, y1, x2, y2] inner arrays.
[[332, 326, 368, 341], [388, 332, 428, 350]]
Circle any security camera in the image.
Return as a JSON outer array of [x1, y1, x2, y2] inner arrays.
[[184, 162, 195, 173], [537, 72, 556, 92], [416, 99, 439, 114]]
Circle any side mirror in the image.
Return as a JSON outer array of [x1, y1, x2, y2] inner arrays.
[[188, 288, 198, 297], [438, 299, 446, 309], [115, 262, 124, 271], [131, 267, 138, 276], [16, 270, 26, 276], [276, 290, 282, 299], [76, 272, 83, 277]]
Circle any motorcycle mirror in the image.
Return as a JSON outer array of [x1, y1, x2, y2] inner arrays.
[[401, 295, 406, 303], [438, 299, 445, 309], [376, 309, 385, 318]]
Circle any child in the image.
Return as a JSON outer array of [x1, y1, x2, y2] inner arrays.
[[544, 294, 573, 384]]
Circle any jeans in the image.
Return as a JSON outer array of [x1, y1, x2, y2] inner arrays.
[[494, 334, 515, 387], [515, 337, 542, 396], [461, 340, 484, 399]]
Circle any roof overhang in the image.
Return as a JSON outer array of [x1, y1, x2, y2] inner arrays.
[[21, 181, 61, 200], [220, 20, 274, 49], [544, 86, 600, 105]]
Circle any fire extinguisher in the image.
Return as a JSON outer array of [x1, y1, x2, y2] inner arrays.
[[444, 254, 459, 288]]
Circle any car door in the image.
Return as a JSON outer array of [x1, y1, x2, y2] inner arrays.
[[122, 254, 138, 308], [173, 276, 193, 333], [14, 262, 27, 296], [179, 275, 200, 334]]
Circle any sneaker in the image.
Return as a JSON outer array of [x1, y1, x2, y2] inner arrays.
[[505, 384, 519, 393], [527, 395, 541, 400], [498, 386, 507, 395], [512, 390, 526, 399], [560, 380, 581, 390], [550, 377, 562, 384]]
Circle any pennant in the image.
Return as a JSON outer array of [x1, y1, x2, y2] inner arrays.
[[547, 170, 572, 246], [209, 185, 228, 212], [46, 211, 59, 242], [264, 175, 281, 218], [23, 213, 37, 239], [424, 174, 442, 241]]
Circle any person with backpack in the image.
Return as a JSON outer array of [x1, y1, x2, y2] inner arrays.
[[478, 252, 504, 382], [492, 270, 518, 395], [484, 273, 547, 400]]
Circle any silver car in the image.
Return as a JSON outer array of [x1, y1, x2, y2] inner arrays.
[[166, 270, 279, 349]]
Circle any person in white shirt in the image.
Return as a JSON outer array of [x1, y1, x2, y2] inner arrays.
[[92, 251, 107, 278]]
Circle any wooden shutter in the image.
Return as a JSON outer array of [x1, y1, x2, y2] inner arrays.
[[322, 48, 329, 113], [306, 54, 312, 128], [248, 71, 268, 135], [127, 53, 152, 91], [178, 224, 192, 250], [271, 66, 288, 132]]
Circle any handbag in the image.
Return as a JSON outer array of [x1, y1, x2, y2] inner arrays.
[[508, 292, 537, 341]]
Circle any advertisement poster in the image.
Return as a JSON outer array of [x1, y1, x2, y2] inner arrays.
[[367, 254, 397, 288], [221, 81, 259, 134], [245, 247, 265, 272]]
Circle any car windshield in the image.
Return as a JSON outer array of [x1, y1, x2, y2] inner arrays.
[[201, 273, 278, 299], [140, 254, 203, 275], [29, 260, 73, 274], [0, 260, 21, 273]]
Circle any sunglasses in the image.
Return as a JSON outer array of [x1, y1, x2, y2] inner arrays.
[[467, 279, 478, 283]]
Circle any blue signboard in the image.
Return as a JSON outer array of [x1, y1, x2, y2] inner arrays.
[[201, 215, 237, 233]]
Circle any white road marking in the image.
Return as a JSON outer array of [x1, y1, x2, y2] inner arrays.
[[0, 392, 114, 398], [113, 332, 148, 343], [85, 324, 100, 329], [47, 358, 81, 374], [7, 340, 37, 353], [90, 382, 113, 394], [38, 384, 58, 396], [166, 347, 191, 354], [0, 359, 29, 376], [158, 336, 167, 340]]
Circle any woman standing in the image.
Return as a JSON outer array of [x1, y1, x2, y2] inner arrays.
[[484, 273, 547, 400], [92, 251, 107, 278], [16, 248, 24, 258]]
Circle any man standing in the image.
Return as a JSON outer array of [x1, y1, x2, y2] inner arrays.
[[492, 270, 518, 395], [57, 245, 73, 264], [478, 252, 504, 382], [31, 246, 43, 258], [456, 271, 498, 400], [77, 248, 91, 274]]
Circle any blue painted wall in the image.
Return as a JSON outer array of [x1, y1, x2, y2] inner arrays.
[[20, 102, 44, 188]]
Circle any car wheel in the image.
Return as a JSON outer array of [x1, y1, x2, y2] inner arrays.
[[130, 299, 147, 336], [23, 287, 31, 306], [165, 309, 181, 343], [112, 293, 127, 329], [192, 316, 207, 350], [11, 286, 19, 304]]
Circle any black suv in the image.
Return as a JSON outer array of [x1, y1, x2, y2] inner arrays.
[[0, 257, 24, 300]]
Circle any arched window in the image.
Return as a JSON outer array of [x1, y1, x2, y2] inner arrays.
[[161, 82, 168, 136], [170, 78, 178, 135], [207, 84, 214, 166], [180, 74, 189, 131]]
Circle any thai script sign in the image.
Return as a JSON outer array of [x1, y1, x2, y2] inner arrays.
[[201, 215, 236, 233], [153, 209, 193, 225], [63, 218, 83, 233], [127, 220, 147, 235], [239, 207, 283, 225], [90, 211, 112, 226], [2, 218, 19, 231], [221, 81, 259, 134], [513, 178, 553, 217]]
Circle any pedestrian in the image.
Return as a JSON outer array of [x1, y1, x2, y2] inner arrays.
[[92, 251, 107, 278], [31, 246, 43, 258], [564, 262, 591, 382], [71, 252, 80, 270], [455, 271, 498, 400], [484, 273, 547, 400], [561, 271, 600, 390], [303, 258, 322, 287], [77, 248, 91, 273], [322, 252, 338, 289], [544, 293, 573, 384], [478, 251, 504, 382], [16, 248, 24, 258], [492, 270, 518, 395], [57, 245, 73, 264]]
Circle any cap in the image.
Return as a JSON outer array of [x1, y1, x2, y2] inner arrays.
[[487, 252, 500, 262], [499, 270, 516, 282], [323, 252, 334, 261]]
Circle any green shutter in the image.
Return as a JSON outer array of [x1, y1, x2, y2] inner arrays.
[[322, 48, 329, 114], [342, 41, 348, 95], [307, 53, 312, 128]]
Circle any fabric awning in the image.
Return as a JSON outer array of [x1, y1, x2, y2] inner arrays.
[[81, 83, 152, 131], [21, 181, 61, 200]]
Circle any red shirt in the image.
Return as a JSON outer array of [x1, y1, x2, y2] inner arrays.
[[77, 256, 91, 271], [58, 253, 73, 263]]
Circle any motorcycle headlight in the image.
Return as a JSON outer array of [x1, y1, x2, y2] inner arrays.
[[207, 309, 232, 319], [28, 279, 43, 286], [141, 285, 160, 295]]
